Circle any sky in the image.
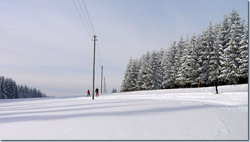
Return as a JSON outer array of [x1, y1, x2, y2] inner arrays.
[[0, 0, 248, 97]]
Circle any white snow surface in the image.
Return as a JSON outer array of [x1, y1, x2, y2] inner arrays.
[[0, 84, 248, 140]]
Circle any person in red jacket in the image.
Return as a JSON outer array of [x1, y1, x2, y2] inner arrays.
[[87, 89, 90, 97], [95, 88, 99, 97]]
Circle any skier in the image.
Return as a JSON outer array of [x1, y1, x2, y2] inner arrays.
[[87, 89, 90, 97], [95, 88, 99, 97], [214, 77, 218, 94]]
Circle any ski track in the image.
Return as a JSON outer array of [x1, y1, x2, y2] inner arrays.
[[0, 84, 248, 140]]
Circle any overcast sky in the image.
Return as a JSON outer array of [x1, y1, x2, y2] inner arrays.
[[0, 0, 248, 97]]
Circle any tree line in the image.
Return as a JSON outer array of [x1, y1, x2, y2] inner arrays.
[[121, 8, 248, 92], [0, 76, 49, 99]]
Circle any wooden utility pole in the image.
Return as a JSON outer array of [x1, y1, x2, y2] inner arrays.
[[92, 35, 97, 100], [104, 77, 105, 93], [101, 66, 103, 93]]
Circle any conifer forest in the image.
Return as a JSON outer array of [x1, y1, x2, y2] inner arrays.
[[121, 8, 248, 92], [0, 76, 48, 99]]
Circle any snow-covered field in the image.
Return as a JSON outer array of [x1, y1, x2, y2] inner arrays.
[[0, 84, 248, 140]]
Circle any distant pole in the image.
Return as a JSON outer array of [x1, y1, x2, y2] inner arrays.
[[104, 77, 105, 93], [101, 66, 103, 93], [106, 83, 107, 93], [92, 35, 97, 100]]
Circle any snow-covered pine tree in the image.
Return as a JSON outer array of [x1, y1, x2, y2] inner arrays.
[[37, 90, 43, 97], [136, 55, 146, 91], [157, 48, 165, 89], [0, 77, 2, 99], [120, 75, 128, 92], [213, 23, 222, 79], [5, 78, 14, 99], [32, 88, 37, 98], [175, 35, 185, 87], [176, 35, 190, 87], [130, 59, 139, 91], [162, 48, 171, 88], [185, 33, 200, 86], [4, 78, 10, 98], [146, 50, 161, 90], [0, 76, 6, 99], [42, 92, 47, 97], [168, 41, 178, 88], [217, 14, 231, 84], [23, 85, 30, 98], [12, 80, 18, 98], [17, 85, 22, 98], [196, 34, 205, 85], [238, 22, 248, 79], [208, 21, 220, 83], [28, 87, 32, 98], [198, 29, 211, 85], [121, 57, 139, 92], [137, 52, 151, 90], [121, 58, 133, 92], [223, 8, 244, 84], [201, 20, 216, 84]]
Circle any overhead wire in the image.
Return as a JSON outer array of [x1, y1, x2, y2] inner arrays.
[[82, 0, 96, 35], [97, 41, 103, 67], [73, 0, 103, 67], [78, 0, 95, 35], [72, 0, 92, 38]]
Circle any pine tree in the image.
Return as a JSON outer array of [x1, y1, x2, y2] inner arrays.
[[223, 8, 244, 84], [121, 58, 139, 92], [175, 36, 185, 87], [198, 29, 211, 85], [12, 80, 18, 98], [23, 85, 29, 98], [17, 85, 22, 98], [129, 59, 139, 91], [208, 22, 220, 83], [203, 21, 217, 84], [168, 41, 178, 88], [216, 14, 231, 84], [157, 48, 165, 89], [137, 52, 151, 90], [136, 55, 145, 91], [37, 90, 42, 97], [147, 50, 161, 90], [176, 35, 190, 87], [32, 88, 37, 98], [238, 22, 248, 79], [0, 76, 6, 99], [5, 78, 14, 99], [121, 58, 133, 92], [162, 48, 171, 88], [185, 33, 200, 86]]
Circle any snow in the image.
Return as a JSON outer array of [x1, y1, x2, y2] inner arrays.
[[0, 84, 248, 140]]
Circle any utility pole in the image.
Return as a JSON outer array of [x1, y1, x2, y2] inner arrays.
[[101, 66, 103, 93], [104, 77, 105, 93], [92, 35, 97, 100]]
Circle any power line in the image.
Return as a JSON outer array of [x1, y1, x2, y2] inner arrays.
[[73, 0, 103, 67], [97, 41, 103, 66], [78, 0, 95, 35], [73, 0, 103, 66], [72, 0, 92, 38], [82, 0, 96, 35]]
